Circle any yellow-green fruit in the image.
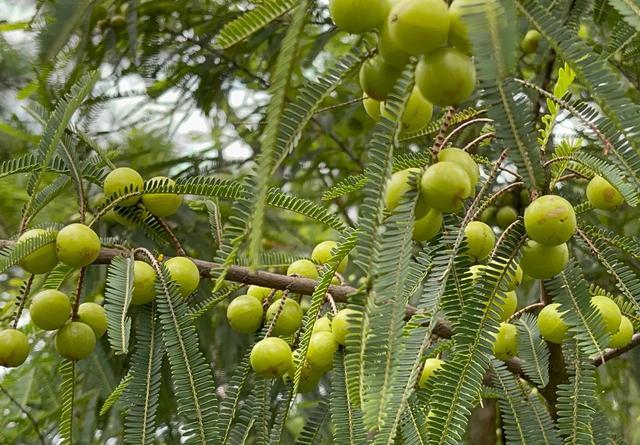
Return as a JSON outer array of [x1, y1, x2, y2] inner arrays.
[[524, 195, 576, 246], [359, 55, 403, 101], [438, 147, 479, 188], [586, 176, 624, 210], [165, 257, 200, 298], [0, 329, 29, 368], [537, 303, 568, 344], [382, 87, 434, 133], [29, 290, 71, 330], [307, 331, 338, 369], [520, 240, 569, 279], [418, 358, 444, 388], [332, 308, 358, 345], [521, 30, 541, 54], [266, 298, 303, 336], [312, 241, 348, 273], [250, 337, 293, 378], [312, 316, 333, 334], [77, 302, 107, 339], [496, 206, 518, 230], [131, 260, 157, 305], [328, 0, 389, 34], [413, 209, 443, 242], [420, 162, 472, 212], [378, 24, 411, 69], [609, 316, 634, 348], [591, 296, 622, 335], [464, 221, 495, 261], [493, 323, 518, 360], [247, 285, 282, 301], [363, 95, 382, 120], [387, 0, 450, 55], [497, 291, 518, 322], [448, 0, 472, 53], [287, 259, 319, 280], [18, 229, 58, 274], [385, 168, 421, 213], [142, 176, 183, 217], [416, 47, 476, 106], [56, 224, 101, 268], [110, 14, 127, 29], [103, 167, 144, 207], [578, 23, 590, 41], [55, 322, 96, 361], [227, 295, 264, 334]]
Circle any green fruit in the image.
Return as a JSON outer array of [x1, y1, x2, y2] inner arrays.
[[438, 147, 479, 188], [312, 241, 348, 273], [524, 195, 576, 246], [480, 206, 497, 224], [77, 302, 107, 339], [378, 24, 411, 69], [142, 176, 183, 217], [332, 308, 358, 345], [56, 224, 101, 268], [609, 316, 634, 349], [29, 290, 71, 330], [165, 257, 200, 298], [387, 0, 450, 55], [464, 221, 495, 261], [250, 337, 293, 378], [247, 285, 281, 301], [312, 316, 333, 334], [496, 291, 518, 322], [413, 209, 443, 242], [420, 162, 471, 212], [418, 358, 444, 388], [307, 331, 338, 369], [578, 23, 590, 41], [521, 30, 541, 54], [520, 240, 569, 279], [520, 189, 531, 206], [266, 298, 303, 336], [110, 14, 127, 29], [537, 303, 568, 344], [363, 95, 382, 120], [416, 47, 476, 106], [359, 55, 402, 101], [385, 168, 421, 213], [448, 0, 472, 54], [586, 176, 624, 210], [103, 167, 144, 207], [328, 0, 389, 33], [0, 329, 29, 367], [382, 87, 434, 133], [493, 322, 518, 360], [131, 260, 157, 305], [591, 295, 622, 335], [227, 295, 264, 333], [496, 206, 518, 230], [287, 259, 319, 280], [18, 229, 58, 274], [55, 322, 97, 361]]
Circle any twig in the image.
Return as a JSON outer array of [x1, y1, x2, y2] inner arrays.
[[440, 118, 494, 149], [593, 333, 640, 366], [463, 132, 496, 152], [0, 383, 47, 445], [12, 274, 34, 329], [325, 293, 338, 316], [154, 216, 186, 256], [72, 267, 87, 318], [432, 106, 456, 154], [506, 302, 545, 323]]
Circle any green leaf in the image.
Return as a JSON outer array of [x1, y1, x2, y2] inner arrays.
[[214, 352, 253, 444], [0, 231, 57, 274], [608, 0, 640, 31], [99, 372, 132, 416], [104, 254, 134, 355], [516, 313, 550, 387], [58, 360, 75, 445], [295, 400, 330, 445], [331, 350, 368, 445]]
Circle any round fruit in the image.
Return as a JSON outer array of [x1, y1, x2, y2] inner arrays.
[[485, 261, 523, 291], [537, 303, 568, 344], [387, 0, 450, 56], [110, 14, 127, 29], [520, 240, 569, 279], [448, 0, 472, 54], [591, 296, 622, 335], [578, 23, 590, 41], [328, 0, 389, 34], [165, 257, 200, 298], [438, 147, 479, 188], [385, 168, 421, 213], [480, 206, 497, 224], [420, 162, 472, 212], [266, 298, 303, 336], [142, 176, 183, 217], [586, 176, 624, 210], [332, 308, 358, 345], [103, 167, 144, 207], [29, 290, 71, 330], [416, 47, 476, 106], [131, 260, 157, 305], [521, 30, 541, 54], [609, 316, 634, 348], [287, 259, 319, 280], [413, 209, 443, 242], [77, 302, 107, 339], [227, 295, 264, 334], [55, 322, 97, 361], [418, 358, 444, 388], [497, 291, 518, 322], [464, 221, 495, 261], [359, 55, 402, 101], [496, 206, 518, 230], [524, 195, 576, 246], [307, 331, 338, 369], [247, 285, 282, 301], [0, 329, 29, 367], [378, 24, 411, 69], [312, 316, 332, 334], [312, 241, 348, 273], [363, 95, 382, 120], [56, 224, 101, 268], [382, 87, 434, 133], [520, 189, 531, 206], [18, 228, 58, 274], [493, 323, 518, 360], [250, 337, 293, 378]]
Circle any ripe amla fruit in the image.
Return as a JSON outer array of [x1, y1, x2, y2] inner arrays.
[[227, 295, 264, 334], [247, 285, 282, 301], [142, 176, 183, 217], [537, 303, 568, 344], [470, 262, 523, 292], [103, 167, 144, 207], [448, 0, 472, 54], [413, 209, 443, 242], [55, 321, 96, 361], [521, 30, 541, 54], [384, 168, 423, 214], [77, 302, 107, 339], [586, 176, 624, 210], [609, 316, 634, 348], [381, 87, 434, 133], [29, 290, 71, 330], [332, 308, 358, 346], [464, 221, 495, 261], [378, 24, 411, 69], [0, 329, 29, 367], [386, 0, 450, 56], [250, 337, 293, 378], [421, 162, 472, 213], [56, 224, 101, 268], [312, 241, 348, 274], [524, 195, 576, 246], [359, 55, 402, 101], [18, 229, 58, 274], [418, 358, 444, 388], [287, 259, 319, 280], [591, 295, 622, 335], [437, 147, 479, 190], [131, 260, 157, 305], [312, 316, 332, 334], [496, 206, 518, 230], [363, 95, 382, 120], [328, 0, 389, 34], [416, 48, 476, 106], [266, 298, 303, 336], [496, 291, 517, 322], [307, 331, 338, 370], [493, 323, 518, 361], [165, 257, 200, 298], [519, 240, 569, 279]]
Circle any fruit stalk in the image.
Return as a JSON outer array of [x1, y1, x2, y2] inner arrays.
[[71, 267, 87, 318], [154, 215, 187, 256]]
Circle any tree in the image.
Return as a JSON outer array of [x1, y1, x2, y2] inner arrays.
[[0, 0, 639, 444]]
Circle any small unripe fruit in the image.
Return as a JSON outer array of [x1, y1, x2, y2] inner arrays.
[[109, 14, 127, 29], [328, 0, 389, 34], [131, 260, 157, 305], [312, 241, 348, 273], [520, 240, 569, 279], [480, 206, 497, 224], [418, 358, 444, 388], [18, 229, 58, 274], [493, 323, 518, 361], [497, 291, 518, 322], [464, 221, 495, 261], [448, 0, 472, 54], [413, 209, 443, 242], [521, 30, 541, 54], [385, 168, 421, 213], [312, 316, 333, 334], [247, 285, 282, 301], [537, 303, 568, 344], [266, 298, 303, 336], [591, 296, 622, 335], [56, 224, 101, 268], [103, 167, 144, 207], [142, 176, 183, 217], [227, 295, 264, 334], [363, 95, 382, 120], [29, 290, 71, 330], [496, 206, 518, 230], [586, 176, 624, 210], [420, 162, 472, 212], [332, 308, 358, 345], [609, 316, 634, 349], [387, 0, 450, 56], [307, 331, 338, 369], [287, 259, 319, 280], [524, 195, 576, 246], [359, 56, 402, 101], [77, 302, 107, 339], [382, 87, 434, 133], [165, 257, 200, 298], [0, 329, 29, 367], [416, 48, 476, 106], [250, 337, 293, 378], [438, 147, 479, 188], [55, 322, 96, 361]]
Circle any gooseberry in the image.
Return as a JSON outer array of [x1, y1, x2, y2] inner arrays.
[[521, 30, 541, 54], [307, 331, 338, 369], [420, 162, 471, 212], [56, 224, 101, 268], [312, 316, 332, 334], [382, 87, 434, 133], [18, 228, 58, 274], [29, 289, 71, 330], [464, 221, 495, 261], [266, 298, 303, 336], [496, 291, 518, 322], [524, 195, 576, 246], [609, 316, 634, 349], [385, 168, 421, 213], [0, 329, 29, 367], [165, 257, 200, 298], [437, 147, 479, 188], [312, 241, 348, 274], [493, 323, 518, 361], [363, 95, 382, 121], [103, 167, 144, 207], [519, 240, 569, 279], [591, 295, 622, 335], [250, 337, 293, 378], [287, 259, 319, 280], [55, 321, 97, 361], [131, 260, 157, 305], [416, 47, 476, 106], [413, 209, 443, 242], [586, 176, 624, 210], [247, 285, 281, 301], [142, 176, 183, 217], [359, 55, 402, 101], [332, 308, 358, 345], [77, 302, 107, 339], [537, 303, 568, 344], [418, 358, 444, 388], [378, 24, 411, 69], [386, 0, 450, 55], [328, 0, 389, 34], [227, 295, 264, 334], [496, 206, 518, 230], [448, 0, 472, 54]]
